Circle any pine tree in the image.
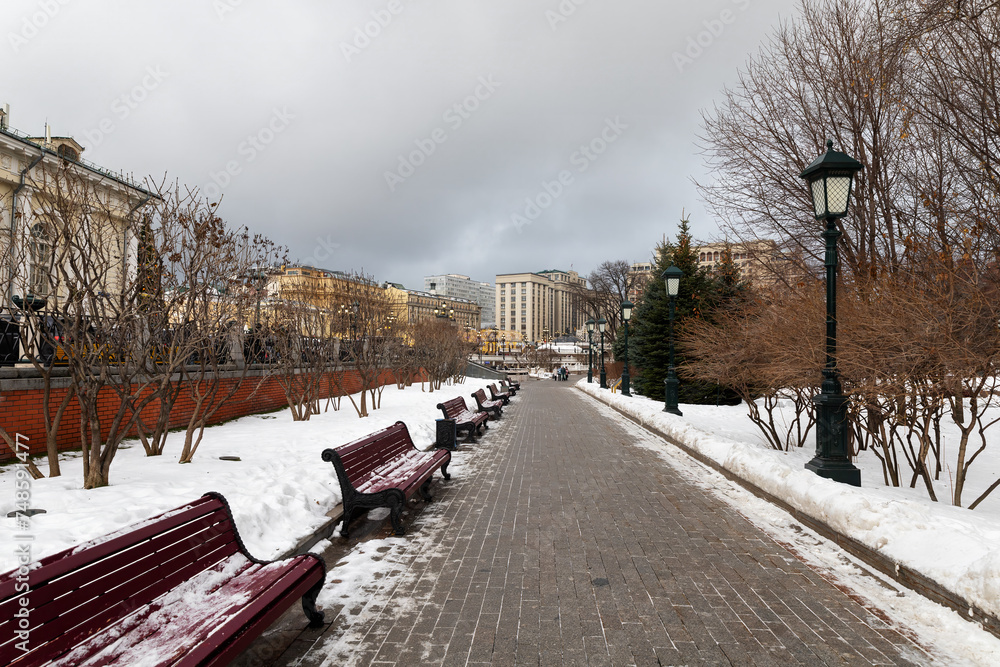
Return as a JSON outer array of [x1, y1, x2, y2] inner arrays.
[[630, 214, 742, 404]]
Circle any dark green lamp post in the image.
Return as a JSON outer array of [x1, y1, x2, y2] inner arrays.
[[800, 139, 863, 487], [662, 265, 683, 415], [620, 300, 633, 396], [586, 318, 595, 383], [598, 317, 607, 389]]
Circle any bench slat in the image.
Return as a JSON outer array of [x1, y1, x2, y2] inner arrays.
[[4, 537, 241, 666], [323, 421, 451, 537], [0, 493, 326, 667], [0, 496, 222, 596], [177, 558, 325, 667], [51, 555, 323, 667], [1, 510, 235, 620]]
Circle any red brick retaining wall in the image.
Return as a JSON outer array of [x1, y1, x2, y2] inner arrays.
[[0, 368, 425, 460]]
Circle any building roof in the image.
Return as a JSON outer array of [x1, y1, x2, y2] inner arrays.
[[0, 125, 154, 197]]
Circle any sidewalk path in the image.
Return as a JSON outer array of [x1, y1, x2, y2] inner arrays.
[[257, 381, 932, 666]]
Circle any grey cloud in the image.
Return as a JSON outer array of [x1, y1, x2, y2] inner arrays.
[[4, 0, 798, 288]]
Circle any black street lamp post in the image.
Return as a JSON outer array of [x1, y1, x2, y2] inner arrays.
[[598, 318, 607, 389], [663, 265, 683, 415], [800, 139, 863, 487], [586, 318, 595, 383], [621, 300, 633, 396]]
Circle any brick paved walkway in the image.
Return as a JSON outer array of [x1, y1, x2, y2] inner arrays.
[[253, 381, 933, 666]]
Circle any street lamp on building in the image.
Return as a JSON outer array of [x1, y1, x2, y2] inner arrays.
[[598, 317, 607, 389], [800, 139, 864, 486], [620, 300, 633, 396], [586, 318, 595, 383], [663, 265, 683, 415]]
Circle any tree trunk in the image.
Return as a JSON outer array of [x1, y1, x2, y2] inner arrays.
[[44, 384, 75, 477], [83, 413, 108, 489]]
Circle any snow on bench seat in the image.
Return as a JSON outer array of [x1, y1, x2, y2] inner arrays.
[[0, 493, 325, 667], [322, 421, 451, 537]]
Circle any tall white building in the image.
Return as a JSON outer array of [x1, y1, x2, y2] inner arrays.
[[424, 274, 496, 326]]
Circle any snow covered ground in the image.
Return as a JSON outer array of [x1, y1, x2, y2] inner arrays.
[[0, 378, 499, 574], [577, 381, 1000, 631]]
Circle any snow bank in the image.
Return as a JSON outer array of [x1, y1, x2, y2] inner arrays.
[[0, 378, 497, 573]]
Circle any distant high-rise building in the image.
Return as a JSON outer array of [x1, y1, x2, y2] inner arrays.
[[692, 240, 789, 288], [424, 274, 495, 326], [628, 261, 654, 304], [495, 269, 587, 343]]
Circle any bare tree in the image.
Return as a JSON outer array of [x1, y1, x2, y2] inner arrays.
[[24, 162, 158, 488], [338, 272, 399, 416], [5, 228, 76, 478], [411, 319, 471, 391], [175, 234, 283, 463], [267, 283, 332, 421], [571, 260, 642, 340], [697, 0, 915, 288], [682, 286, 820, 451]]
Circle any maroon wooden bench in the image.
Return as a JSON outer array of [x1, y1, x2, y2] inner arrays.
[[438, 396, 489, 443], [0, 492, 325, 667], [322, 421, 451, 537], [501, 379, 518, 396], [488, 382, 511, 405], [472, 388, 503, 420]]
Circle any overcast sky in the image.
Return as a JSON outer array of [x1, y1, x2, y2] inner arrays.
[[4, 0, 800, 290]]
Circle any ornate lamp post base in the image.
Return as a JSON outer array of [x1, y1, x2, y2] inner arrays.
[[806, 391, 860, 486], [663, 373, 682, 415], [804, 457, 861, 486]]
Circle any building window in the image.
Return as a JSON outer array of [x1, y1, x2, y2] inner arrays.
[[29, 222, 50, 297]]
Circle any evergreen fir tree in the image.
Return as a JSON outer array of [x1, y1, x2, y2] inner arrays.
[[630, 214, 742, 404]]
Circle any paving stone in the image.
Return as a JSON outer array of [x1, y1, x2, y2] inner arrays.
[[244, 382, 940, 666]]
